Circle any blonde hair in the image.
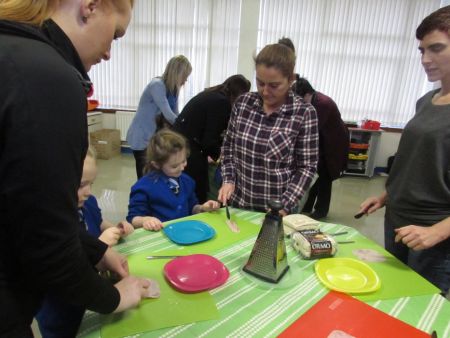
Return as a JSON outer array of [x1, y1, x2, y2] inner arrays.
[[0, 0, 134, 26], [162, 55, 192, 95], [254, 44, 296, 79], [0, 0, 57, 26], [144, 129, 190, 174]]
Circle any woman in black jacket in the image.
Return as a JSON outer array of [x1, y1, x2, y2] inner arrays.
[[174, 75, 251, 203], [0, 1, 150, 336]]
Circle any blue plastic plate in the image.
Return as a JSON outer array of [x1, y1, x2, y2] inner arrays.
[[163, 220, 216, 245]]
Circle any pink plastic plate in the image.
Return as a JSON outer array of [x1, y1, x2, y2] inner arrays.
[[164, 254, 229, 293]]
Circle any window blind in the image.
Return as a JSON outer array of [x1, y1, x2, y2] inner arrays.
[[258, 0, 439, 126], [88, 0, 242, 110]]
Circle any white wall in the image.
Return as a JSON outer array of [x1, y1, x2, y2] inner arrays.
[[102, 113, 116, 129], [374, 131, 401, 168]]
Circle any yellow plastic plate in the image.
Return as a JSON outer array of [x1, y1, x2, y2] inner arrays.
[[315, 257, 381, 294]]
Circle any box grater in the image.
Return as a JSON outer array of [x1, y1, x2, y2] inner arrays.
[[243, 200, 289, 283]]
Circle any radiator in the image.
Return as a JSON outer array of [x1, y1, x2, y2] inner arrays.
[[115, 110, 135, 141]]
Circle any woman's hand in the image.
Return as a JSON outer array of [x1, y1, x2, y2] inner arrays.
[[395, 217, 450, 250], [358, 191, 387, 216], [394, 225, 442, 250], [117, 221, 135, 236], [96, 247, 129, 278], [279, 209, 288, 217], [113, 276, 152, 313], [99, 227, 122, 246], [218, 183, 235, 205]]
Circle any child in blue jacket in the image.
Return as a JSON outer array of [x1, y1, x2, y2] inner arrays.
[[127, 129, 220, 231], [78, 148, 134, 245]]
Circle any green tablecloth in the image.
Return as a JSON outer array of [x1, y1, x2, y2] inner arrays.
[[78, 208, 450, 338]]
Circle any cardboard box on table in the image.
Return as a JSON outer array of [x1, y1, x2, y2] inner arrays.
[[89, 129, 121, 159]]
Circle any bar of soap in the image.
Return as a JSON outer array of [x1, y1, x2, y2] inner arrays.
[[283, 214, 320, 236], [292, 229, 337, 259]]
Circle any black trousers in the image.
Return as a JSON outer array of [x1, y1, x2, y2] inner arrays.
[[384, 207, 450, 295], [132, 149, 147, 179], [184, 147, 209, 204], [303, 170, 332, 216]]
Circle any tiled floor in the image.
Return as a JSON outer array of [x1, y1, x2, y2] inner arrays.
[[93, 153, 387, 246]]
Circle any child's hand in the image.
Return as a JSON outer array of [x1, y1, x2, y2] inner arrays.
[[142, 217, 163, 231], [201, 200, 220, 212], [117, 221, 134, 236], [99, 227, 123, 246]]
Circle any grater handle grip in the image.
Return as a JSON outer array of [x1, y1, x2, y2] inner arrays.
[[268, 199, 283, 214]]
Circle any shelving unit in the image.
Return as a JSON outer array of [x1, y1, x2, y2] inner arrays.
[[344, 128, 382, 177], [87, 111, 103, 132]]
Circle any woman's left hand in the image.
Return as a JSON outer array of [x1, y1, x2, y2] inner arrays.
[[99, 227, 122, 246], [279, 209, 288, 217], [96, 247, 129, 278], [117, 221, 135, 236], [394, 225, 445, 250]]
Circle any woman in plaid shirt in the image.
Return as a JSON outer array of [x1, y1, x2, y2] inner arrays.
[[218, 43, 319, 215]]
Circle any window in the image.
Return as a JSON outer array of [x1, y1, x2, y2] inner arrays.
[[257, 0, 439, 127], [89, 0, 242, 110]]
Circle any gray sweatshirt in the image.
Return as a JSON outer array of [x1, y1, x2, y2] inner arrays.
[[386, 89, 450, 225]]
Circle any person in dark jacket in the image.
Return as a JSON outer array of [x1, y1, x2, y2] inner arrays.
[[294, 77, 349, 219], [173, 75, 251, 203], [0, 1, 151, 337]]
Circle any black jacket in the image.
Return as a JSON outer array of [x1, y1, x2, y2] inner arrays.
[[174, 90, 231, 161], [0, 20, 119, 335], [173, 90, 231, 202]]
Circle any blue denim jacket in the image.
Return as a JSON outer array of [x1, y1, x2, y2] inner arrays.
[[126, 78, 178, 150]]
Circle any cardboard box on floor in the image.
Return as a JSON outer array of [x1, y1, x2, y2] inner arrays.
[[89, 129, 121, 159]]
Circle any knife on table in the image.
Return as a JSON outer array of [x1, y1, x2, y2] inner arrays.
[[146, 255, 183, 260]]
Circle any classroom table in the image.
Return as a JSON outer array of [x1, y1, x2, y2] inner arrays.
[[77, 208, 450, 338]]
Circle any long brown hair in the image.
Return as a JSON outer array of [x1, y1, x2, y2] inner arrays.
[[204, 74, 251, 104], [254, 44, 296, 79]]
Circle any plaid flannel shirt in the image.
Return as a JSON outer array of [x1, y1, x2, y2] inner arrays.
[[221, 91, 319, 212]]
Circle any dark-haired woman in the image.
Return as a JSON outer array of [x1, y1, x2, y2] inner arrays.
[[174, 74, 251, 203], [218, 45, 319, 215]]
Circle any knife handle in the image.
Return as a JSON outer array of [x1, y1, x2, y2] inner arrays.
[[354, 211, 366, 219], [225, 205, 231, 220]]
